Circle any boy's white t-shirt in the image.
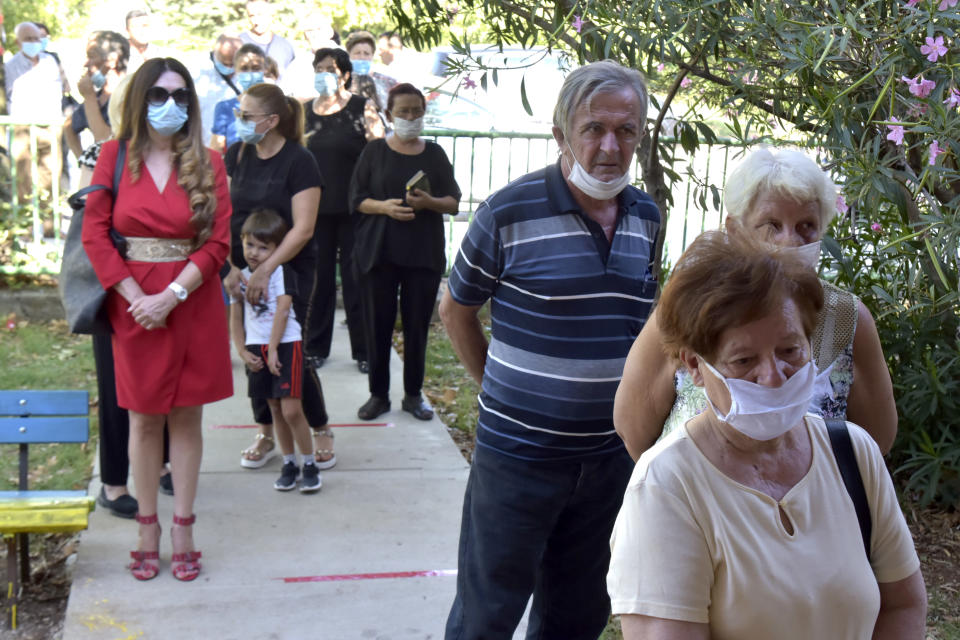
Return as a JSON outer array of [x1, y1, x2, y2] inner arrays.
[[236, 265, 302, 345], [607, 415, 920, 640]]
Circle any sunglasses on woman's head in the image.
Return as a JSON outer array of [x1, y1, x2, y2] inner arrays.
[[145, 86, 192, 107]]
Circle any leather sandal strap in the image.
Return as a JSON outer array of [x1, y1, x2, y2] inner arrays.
[[172, 551, 202, 562], [172, 513, 196, 526], [130, 550, 159, 560], [135, 513, 158, 525]]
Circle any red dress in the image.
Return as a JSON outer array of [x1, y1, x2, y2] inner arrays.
[[82, 139, 233, 413]]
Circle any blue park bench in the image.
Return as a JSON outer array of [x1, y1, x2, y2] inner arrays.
[[0, 390, 96, 630]]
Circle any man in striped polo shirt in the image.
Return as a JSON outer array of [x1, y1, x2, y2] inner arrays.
[[440, 60, 660, 639]]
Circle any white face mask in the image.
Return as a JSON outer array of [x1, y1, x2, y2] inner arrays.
[[393, 116, 423, 141], [563, 146, 632, 200], [700, 358, 816, 441], [776, 241, 821, 269]]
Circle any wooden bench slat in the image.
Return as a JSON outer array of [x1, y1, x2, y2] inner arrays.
[[0, 499, 96, 534], [0, 491, 90, 500], [0, 390, 89, 416], [0, 417, 89, 443]]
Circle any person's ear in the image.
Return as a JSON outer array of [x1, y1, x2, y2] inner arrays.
[[724, 216, 743, 236], [551, 125, 565, 148], [679, 349, 706, 387]]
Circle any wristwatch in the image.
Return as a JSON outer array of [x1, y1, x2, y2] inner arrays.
[[167, 282, 188, 302]]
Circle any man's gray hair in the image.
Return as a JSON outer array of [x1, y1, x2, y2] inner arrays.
[[15, 22, 41, 39], [553, 60, 649, 138], [724, 147, 838, 230]]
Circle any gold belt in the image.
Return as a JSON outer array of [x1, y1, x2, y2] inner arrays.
[[124, 237, 195, 262]]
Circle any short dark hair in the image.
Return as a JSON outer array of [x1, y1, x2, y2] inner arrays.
[[657, 230, 823, 363], [313, 47, 351, 76], [125, 9, 149, 28], [241, 208, 288, 246], [32, 22, 50, 35], [387, 83, 425, 112], [94, 30, 131, 72], [236, 42, 266, 65]]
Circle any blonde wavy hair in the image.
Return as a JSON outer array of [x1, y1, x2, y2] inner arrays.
[[118, 58, 217, 245]]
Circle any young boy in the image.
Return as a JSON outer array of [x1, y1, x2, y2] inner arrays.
[[229, 208, 321, 493]]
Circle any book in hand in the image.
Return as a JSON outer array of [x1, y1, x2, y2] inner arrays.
[[405, 170, 431, 195]]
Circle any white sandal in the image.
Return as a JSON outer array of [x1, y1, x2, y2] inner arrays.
[[240, 433, 277, 469], [313, 428, 337, 470]]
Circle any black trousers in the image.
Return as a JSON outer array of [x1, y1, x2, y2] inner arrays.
[[445, 445, 635, 640], [93, 333, 168, 485], [358, 264, 441, 398], [250, 262, 328, 428], [304, 214, 366, 361]]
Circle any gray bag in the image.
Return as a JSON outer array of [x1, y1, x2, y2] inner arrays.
[[59, 142, 127, 335]]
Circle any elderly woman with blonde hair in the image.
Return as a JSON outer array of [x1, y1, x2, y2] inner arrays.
[[614, 147, 897, 457], [607, 230, 925, 639]]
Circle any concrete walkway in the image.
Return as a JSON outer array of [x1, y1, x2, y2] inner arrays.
[[62, 312, 475, 639]]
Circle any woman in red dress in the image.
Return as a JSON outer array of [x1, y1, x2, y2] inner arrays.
[[82, 57, 232, 582]]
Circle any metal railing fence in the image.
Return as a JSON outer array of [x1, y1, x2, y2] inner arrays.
[[1, 122, 756, 275]]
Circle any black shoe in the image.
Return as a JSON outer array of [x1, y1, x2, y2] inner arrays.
[[401, 394, 434, 421], [305, 354, 326, 369], [299, 463, 322, 493], [159, 472, 174, 496], [274, 462, 300, 491], [97, 487, 139, 519], [357, 395, 391, 420], [356, 360, 369, 374]]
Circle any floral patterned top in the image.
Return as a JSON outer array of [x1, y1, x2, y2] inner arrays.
[[662, 281, 858, 437]]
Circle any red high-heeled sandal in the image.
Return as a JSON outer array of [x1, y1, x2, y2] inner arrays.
[[171, 514, 202, 582], [128, 513, 160, 580]]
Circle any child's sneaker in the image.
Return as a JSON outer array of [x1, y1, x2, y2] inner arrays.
[[300, 463, 322, 493], [274, 462, 299, 491]]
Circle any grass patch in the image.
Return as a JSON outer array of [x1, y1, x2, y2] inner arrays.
[[0, 319, 97, 492]]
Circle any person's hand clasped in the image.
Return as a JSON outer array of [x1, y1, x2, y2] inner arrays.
[[405, 189, 432, 212], [267, 348, 282, 376], [241, 350, 264, 372], [381, 198, 415, 221], [128, 292, 176, 330]]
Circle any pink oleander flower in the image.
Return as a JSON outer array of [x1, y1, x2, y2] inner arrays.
[[836, 195, 849, 215], [906, 0, 921, 5], [929, 139, 945, 165], [462, 76, 477, 90], [657, 63, 665, 73], [572, 15, 584, 33], [871, 222, 883, 232], [939, 0, 958, 10], [945, 86, 960, 109], [907, 101, 929, 117], [920, 36, 948, 62], [680, 77, 691, 88], [886, 117, 905, 145], [901, 74, 936, 98]]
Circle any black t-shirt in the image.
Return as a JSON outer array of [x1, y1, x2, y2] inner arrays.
[[72, 95, 110, 134], [349, 138, 461, 274], [224, 139, 324, 273], [303, 94, 368, 217]]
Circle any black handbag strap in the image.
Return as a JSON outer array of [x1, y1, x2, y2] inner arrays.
[[67, 140, 127, 210], [825, 418, 872, 560]]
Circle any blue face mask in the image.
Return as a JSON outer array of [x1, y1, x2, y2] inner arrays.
[[147, 99, 189, 136], [314, 72, 338, 97], [234, 116, 266, 144], [40, 37, 50, 51], [213, 57, 234, 77], [91, 72, 106, 91], [22, 41, 44, 58], [351, 59, 371, 76], [237, 71, 264, 92]]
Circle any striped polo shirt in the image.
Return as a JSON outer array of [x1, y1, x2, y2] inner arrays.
[[447, 161, 660, 461]]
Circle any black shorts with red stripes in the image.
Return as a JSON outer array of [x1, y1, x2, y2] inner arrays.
[[246, 341, 303, 399]]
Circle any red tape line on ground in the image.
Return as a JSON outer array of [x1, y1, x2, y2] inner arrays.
[[280, 569, 457, 583], [210, 423, 394, 429]]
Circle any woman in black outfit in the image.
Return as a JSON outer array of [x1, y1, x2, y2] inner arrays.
[[223, 82, 335, 468], [303, 47, 383, 372], [350, 83, 461, 421]]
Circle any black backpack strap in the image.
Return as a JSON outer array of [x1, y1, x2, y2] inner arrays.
[[825, 418, 872, 560]]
